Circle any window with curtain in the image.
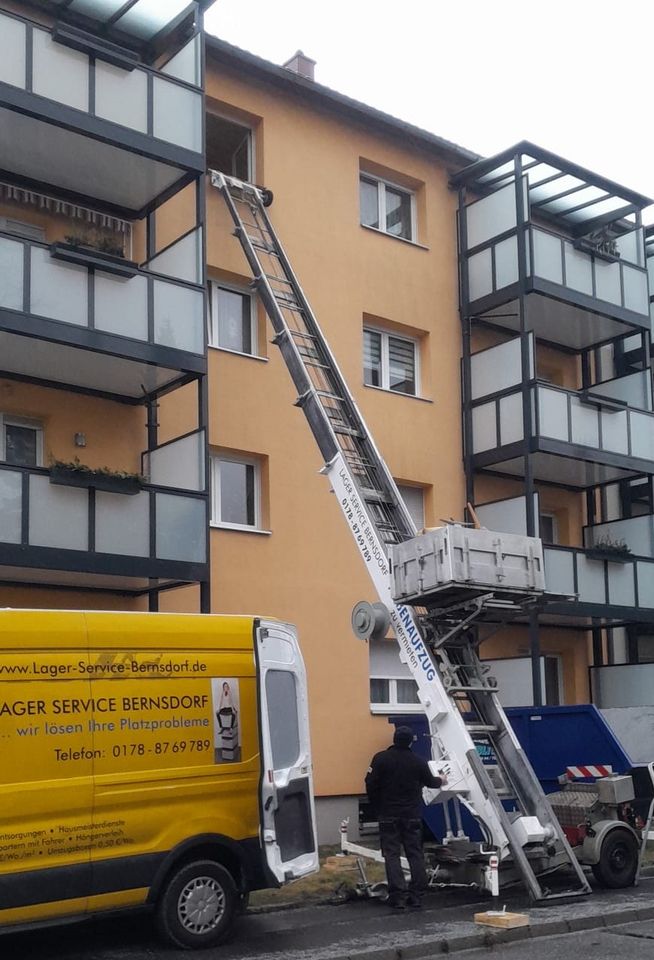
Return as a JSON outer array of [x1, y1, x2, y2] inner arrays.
[[363, 328, 418, 396]]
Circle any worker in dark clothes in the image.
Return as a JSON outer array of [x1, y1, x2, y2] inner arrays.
[[365, 725, 446, 909]]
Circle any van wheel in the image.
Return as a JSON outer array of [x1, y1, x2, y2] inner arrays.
[[591, 828, 639, 889], [156, 859, 238, 949]]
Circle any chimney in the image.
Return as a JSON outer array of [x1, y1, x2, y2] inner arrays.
[[282, 50, 316, 81]]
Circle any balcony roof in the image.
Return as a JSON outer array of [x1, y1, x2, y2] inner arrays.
[[31, 1, 213, 51], [451, 141, 653, 238]]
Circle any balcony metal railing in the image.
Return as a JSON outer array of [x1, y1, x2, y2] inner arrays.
[[466, 224, 650, 320], [472, 381, 654, 465], [544, 544, 654, 612], [0, 10, 202, 153], [0, 462, 206, 567], [0, 231, 204, 357]]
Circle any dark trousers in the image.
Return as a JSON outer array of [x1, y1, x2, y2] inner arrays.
[[379, 818, 427, 902]]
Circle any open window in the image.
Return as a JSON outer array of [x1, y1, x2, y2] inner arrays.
[[206, 113, 252, 181]]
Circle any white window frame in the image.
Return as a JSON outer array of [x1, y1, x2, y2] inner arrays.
[[0, 414, 44, 467], [363, 326, 420, 397], [210, 453, 261, 531], [359, 172, 416, 243], [209, 282, 257, 357], [369, 675, 422, 714]]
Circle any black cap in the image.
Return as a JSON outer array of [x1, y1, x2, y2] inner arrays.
[[393, 725, 413, 747]]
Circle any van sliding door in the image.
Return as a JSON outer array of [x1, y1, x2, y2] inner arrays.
[[255, 621, 318, 884]]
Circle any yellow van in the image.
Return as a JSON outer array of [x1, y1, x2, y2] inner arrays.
[[0, 609, 318, 949]]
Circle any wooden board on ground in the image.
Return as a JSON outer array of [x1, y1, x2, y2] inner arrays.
[[474, 911, 529, 929]]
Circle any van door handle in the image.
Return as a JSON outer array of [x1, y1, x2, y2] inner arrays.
[[264, 796, 273, 810]]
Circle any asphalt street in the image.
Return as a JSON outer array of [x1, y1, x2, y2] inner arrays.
[[2, 877, 654, 960]]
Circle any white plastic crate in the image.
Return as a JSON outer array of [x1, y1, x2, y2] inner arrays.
[[391, 525, 545, 607]]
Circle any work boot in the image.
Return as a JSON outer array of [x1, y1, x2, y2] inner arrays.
[[406, 894, 422, 910], [388, 896, 406, 910]]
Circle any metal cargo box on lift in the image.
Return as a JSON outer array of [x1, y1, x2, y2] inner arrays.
[[390, 525, 546, 608]]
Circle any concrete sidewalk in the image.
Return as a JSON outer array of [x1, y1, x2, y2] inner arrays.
[[227, 877, 654, 960]]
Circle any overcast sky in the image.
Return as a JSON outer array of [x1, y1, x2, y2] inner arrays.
[[205, 0, 654, 224]]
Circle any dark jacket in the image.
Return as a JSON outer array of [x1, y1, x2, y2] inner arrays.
[[365, 744, 443, 819]]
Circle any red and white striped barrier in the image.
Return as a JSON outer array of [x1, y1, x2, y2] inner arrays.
[[566, 764, 613, 779]]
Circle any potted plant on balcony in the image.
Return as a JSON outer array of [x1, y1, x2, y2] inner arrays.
[[586, 536, 633, 563], [48, 457, 146, 496], [49, 230, 138, 279]]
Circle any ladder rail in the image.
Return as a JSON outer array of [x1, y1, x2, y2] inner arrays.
[[211, 171, 591, 900]]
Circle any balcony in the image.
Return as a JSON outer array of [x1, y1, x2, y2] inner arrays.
[[454, 142, 652, 350], [0, 229, 205, 400], [0, 431, 207, 592], [543, 544, 654, 619], [469, 335, 654, 486], [0, 8, 204, 216]]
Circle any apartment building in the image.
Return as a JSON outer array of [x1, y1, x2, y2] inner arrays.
[[1, 2, 653, 840]]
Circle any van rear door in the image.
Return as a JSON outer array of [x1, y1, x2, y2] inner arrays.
[[255, 621, 318, 883]]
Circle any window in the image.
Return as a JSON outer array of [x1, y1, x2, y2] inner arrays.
[[210, 284, 256, 355], [364, 328, 418, 395], [539, 513, 558, 545], [369, 639, 422, 713], [210, 454, 260, 529], [397, 483, 425, 531], [359, 174, 414, 241], [0, 415, 43, 467], [206, 114, 252, 180]]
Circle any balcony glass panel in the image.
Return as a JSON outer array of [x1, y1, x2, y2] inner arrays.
[[32, 31, 89, 112], [95, 490, 149, 556], [472, 401, 497, 454], [563, 242, 593, 296], [0, 471, 22, 544], [30, 248, 87, 326], [594, 259, 621, 305], [499, 393, 523, 445], [570, 397, 599, 447], [153, 281, 203, 354], [94, 273, 148, 340], [147, 432, 205, 492], [146, 229, 202, 285], [532, 229, 563, 284], [0, 237, 24, 311], [161, 35, 201, 87], [0, 13, 26, 88], [637, 562, 654, 608], [538, 387, 568, 441], [94, 60, 148, 134], [468, 248, 492, 301], [630, 412, 654, 461], [543, 547, 575, 596], [156, 493, 205, 563], [600, 408, 629, 455], [622, 266, 649, 315], [608, 564, 636, 607], [470, 337, 527, 400], [466, 182, 517, 248], [494, 236, 519, 289], [28, 475, 88, 550], [576, 555, 606, 603], [152, 77, 202, 152], [591, 664, 654, 708], [591, 371, 652, 410], [615, 228, 644, 267]]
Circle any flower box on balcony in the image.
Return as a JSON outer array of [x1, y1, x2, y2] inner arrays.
[[586, 543, 633, 564], [49, 242, 138, 279], [49, 462, 144, 496]]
